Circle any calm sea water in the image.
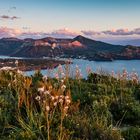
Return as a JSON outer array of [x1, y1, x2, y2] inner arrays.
[[26, 59, 140, 78], [0, 56, 140, 78]]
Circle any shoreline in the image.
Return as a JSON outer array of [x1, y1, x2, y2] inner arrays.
[[0, 58, 68, 71]]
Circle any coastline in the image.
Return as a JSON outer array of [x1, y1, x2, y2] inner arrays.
[[0, 58, 68, 71]]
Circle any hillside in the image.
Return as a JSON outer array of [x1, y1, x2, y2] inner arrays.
[[0, 69, 140, 140], [0, 38, 24, 55], [0, 36, 140, 61]]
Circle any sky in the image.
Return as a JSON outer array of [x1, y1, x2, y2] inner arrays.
[[0, 0, 140, 43]]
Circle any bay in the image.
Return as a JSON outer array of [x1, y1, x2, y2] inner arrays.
[[0, 56, 140, 78]]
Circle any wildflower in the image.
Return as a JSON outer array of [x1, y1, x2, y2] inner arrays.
[[61, 72, 65, 77], [122, 69, 128, 79], [49, 86, 53, 90], [38, 87, 45, 92], [64, 106, 68, 110], [65, 96, 69, 100], [112, 127, 118, 131], [44, 90, 50, 95], [54, 73, 59, 79], [17, 69, 23, 75], [75, 65, 82, 79], [35, 96, 41, 101], [59, 95, 64, 99], [58, 64, 63, 73], [86, 66, 92, 74], [130, 72, 139, 84], [15, 60, 19, 65], [59, 98, 63, 104], [46, 106, 50, 111], [9, 72, 13, 76], [111, 70, 115, 77], [13, 79, 17, 83], [61, 85, 66, 91], [80, 73, 83, 78], [117, 72, 121, 80], [43, 100, 46, 103], [43, 75, 48, 81], [51, 96, 55, 101], [66, 99, 71, 104], [64, 106, 69, 112], [54, 102, 57, 106], [55, 95, 59, 100], [76, 65, 79, 69], [8, 83, 11, 87]]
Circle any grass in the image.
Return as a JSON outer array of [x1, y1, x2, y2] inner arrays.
[[0, 65, 140, 140]]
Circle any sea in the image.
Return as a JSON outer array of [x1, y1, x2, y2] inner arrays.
[[0, 55, 140, 78]]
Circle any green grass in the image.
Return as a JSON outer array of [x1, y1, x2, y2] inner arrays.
[[0, 69, 140, 140]]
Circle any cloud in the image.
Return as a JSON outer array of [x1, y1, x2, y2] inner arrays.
[[0, 27, 49, 39], [48, 28, 82, 38], [17, 28, 82, 39], [20, 28, 82, 38], [102, 29, 133, 35], [133, 28, 140, 35], [81, 30, 101, 36], [0, 27, 22, 38], [0, 15, 20, 20], [102, 28, 140, 36], [19, 32, 48, 39], [1, 27, 140, 39]]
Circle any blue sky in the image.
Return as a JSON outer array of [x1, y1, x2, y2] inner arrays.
[[0, 0, 140, 41]]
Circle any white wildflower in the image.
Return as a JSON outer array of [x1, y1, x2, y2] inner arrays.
[[64, 106, 69, 111], [55, 95, 59, 100], [66, 99, 71, 104], [43, 75, 48, 81], [54, 102, 57, 106], [9, 72, 13, 76], [65, 96, 69, 100], [35, 96, 41, 101], [15, 60, 19, 65], [58, 64, 63, 73], [61, 72, 65, 77], [44, 90, 50, 95], [38, 87, 45, 92], [49, 86, 53, 90], [54, 73, 59, 79], [59, 95, 64, 99], [46, 106, 50, 111], [17, 69, 23, 75], [51, 96, 55, 101], [59, 98, 63, 104], [61, 85, 66, 91]]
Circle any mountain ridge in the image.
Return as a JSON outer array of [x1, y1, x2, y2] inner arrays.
[[1, 35, 140, 61]]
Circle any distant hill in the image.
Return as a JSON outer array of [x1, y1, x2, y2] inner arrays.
[[0, 38, 24, 55], [118, 39, 140, 46], [0, 36, 140, 61]]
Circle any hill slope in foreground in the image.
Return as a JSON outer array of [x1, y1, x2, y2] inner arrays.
[[0, 69, 140, 139], [0, 35, 140, 61]]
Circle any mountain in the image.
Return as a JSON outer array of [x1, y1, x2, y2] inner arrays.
[[118, 39, 140, 46], [0, 38, 24, 55], [11, 36, 86, 58], [1, 35, 140, 61]]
